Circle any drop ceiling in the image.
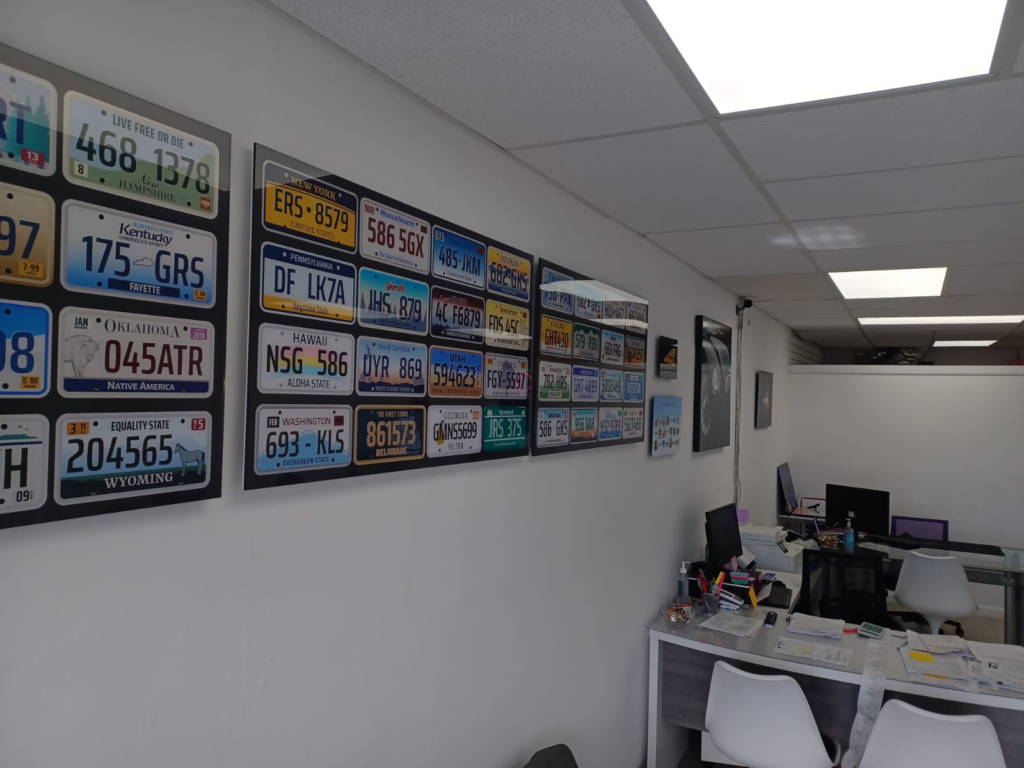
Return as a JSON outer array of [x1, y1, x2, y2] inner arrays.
[[269, 0, 1024, 349]]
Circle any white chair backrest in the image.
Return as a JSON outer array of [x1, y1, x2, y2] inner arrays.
[[861, 699, 1006, 768], [706, 661, 834, 768], [894, 550, 976, 620]]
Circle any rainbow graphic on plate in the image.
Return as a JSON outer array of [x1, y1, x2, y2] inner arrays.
[[256, 323, 354, 395]]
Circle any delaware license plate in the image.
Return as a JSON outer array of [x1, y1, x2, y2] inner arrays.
[[602, 291, 626, 324], [0, 64, 57, 175], [483, 406, 527, 452], [623, 372, 645, 403], [360, 199, 429, 274], [254, 405, 351, 475], [601, 330, 625, 364], [486, 247, 531, 301], [571, 408, 598, 443], [62, 201, 216, 307], [540, 266, 574, 314], [354, 406, 425, 465], [428, 346, 483, 398], [572, 365, 599, 403], [58, 308, 213, 397], [538, 360, 571, 401], [598, 407, 623, 441], [486, 300, 530, 351], [572, 322, 600, 360], [427, 405, 482, 458], [0, 299, 50, 397], [263, 160, 356, 251], [600, 369, 624, 402], [536, 407, 570, 448], [55, 412, 211, 504], [432, 226, 485, 288], [0, 415, 48, 512], [625, 336, 646, 368], [622, 407, 644, 440], [575, 282, 603, 320], [539, 315, 572, 356], [484, 353, 529, 399], [0, 182, 54, 286], [357, 267, 428, 335], [64, 92, 218, 217], [356, 336, 426, 397], [261, 243, 355, 323], [258, 323, 354, 395], [431, 286, 484, 344]]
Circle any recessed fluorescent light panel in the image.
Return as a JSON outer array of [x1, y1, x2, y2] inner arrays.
[[646, 0, 1007, 113], [933, 340, 998, 347], [859, 315, 1024, 326], [830, 268, 947, 300]]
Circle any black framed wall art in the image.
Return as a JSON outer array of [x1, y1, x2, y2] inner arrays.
[[693, 315, 732, 452]]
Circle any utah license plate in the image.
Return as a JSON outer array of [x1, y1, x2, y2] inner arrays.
[[571, 408, 598, 443], [623, 372, 645, 403], [263, 160, 357, 251], [0, 64, 57, 175], [540, 315, 572, 357], [601, 330, 625, 364], [572, 322, 600, 360], [538, 360, 571, 401], [0, 182, 54, 286], [483, 406, 527, 452], [486, 247, 531, 302], [484, 353, 529, 399], [432, 226, 485, 288], [600, 369, 624, 402], [254, 405, 351, 475], [486, 300, 530, 351], [599, 407, 623, 441], [430, 286, 484, 344], [536, 407, 570, 448], [427, 405, 482, 458], [540, 266, 574, 315], [258, 323, 354, 395], [622, 407, 644, 440], [572, 365, 599, 403], [355, 336, 426, 397], [625, 336, 646, 368], [0, 414, 48, 512], [260, 243, 355, 324], [357, 267, 428, 335], [354, 406, 425, 465], [428, 346, 483, 398], [0, 299, 50, 397]]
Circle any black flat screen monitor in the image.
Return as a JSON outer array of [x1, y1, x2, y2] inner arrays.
[[778, 463, 798, 514], [826, 484, 890, 536], [705, 504, 743, 571]]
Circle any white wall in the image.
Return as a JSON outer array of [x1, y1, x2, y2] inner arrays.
[[0, 2, 793, 767]]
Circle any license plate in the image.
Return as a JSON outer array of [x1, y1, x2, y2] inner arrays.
[[260, 243, 355, 324], [539, 315, 572, 356], [357, 267, 428, 335], [0, 414, 48, 512], [254, 405, 351, 475], [540, 267, 574, 315], [428, 346, 483, 398], [536, 407, 570, 447], [572, 365, 599, 403], [623, 372, 645, 403], [626, 300, 649, 331], [64, 92, 219, 217], [354, 406, 425, 465], [262, 160, 357, 251], [431, 286, 484, 344], [55, 412, 211, 504], [622, 407, 644, 439], [625, 336, 646, 368], [570, 408, 598, 443], [572, 322, 600, 360], [61, 201, 217, 307], [258, 323, 354, 395], [600, 369, 624, 402], [486, 300, 530, 351], [538, 360, 571, 401], [602, 291, 626, 324], [427, 405, 482, 458], [486, 247, 531, 301], [601, 330, 625, 364], [355, 336, 426, 397], [598, 407, 623, 441], [0, 182, 54, 286], [484, 353, 529, 399], [483, 406, 527, 452], [58, 308, 213, 397], [0, 299, 50, 397], [432, 226, 485, 288], [0, 64, 57, 176], [575, 281, 603, 320], [360, 199, 430, 274]]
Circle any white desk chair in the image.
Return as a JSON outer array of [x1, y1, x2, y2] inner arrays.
[[706, 661, 840, 768], [861, 699, 1006, 768], [894, 550, 977, 635]]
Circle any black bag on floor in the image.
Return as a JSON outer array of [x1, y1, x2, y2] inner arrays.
[[523, 744, 579, 768]]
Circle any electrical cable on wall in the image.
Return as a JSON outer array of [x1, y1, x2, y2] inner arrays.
[[734, 299, 752, 507]]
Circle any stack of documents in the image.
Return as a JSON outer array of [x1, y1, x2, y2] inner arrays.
[[898, 646, 977, 692], [906, 630, 968, 656], [968, 641, 1024, 694], [775, 637, 853, 666], [699, 612, 763, 638], [898, 633, 1024, 694], [788, 613, 844, 640]]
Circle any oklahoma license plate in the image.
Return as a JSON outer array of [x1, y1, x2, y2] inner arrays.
[[55, 412, 211, 504], [428, 346, 483, 398], [599, 407, 623, 441], [539, 315, 572, 357], [357, 267, 428, 335], [0, 414, 48, 512], [258, 323, 354, 395], [263, 160, 357, 252], [59, 308, 213, 397], [536, 407, 570, 448], [573, 322, 600, 360], [254, 405, 351, 475], [486, 300, 530, 351], [356, 336, 426, 397], [64, 92, 219, 217], [572, 365, 599, 403], [538, 360, 571, 401], [0, 299, 50, 397], [261, 243, 355, 324], [484, 353, 529, 399], [622, 407, 644, 440], [575, 282, 603, 321], [360, 199, 429, 274], [62, 201, 217, 307], [540, 266, 574, 315], [571, 408, 598, 443], [432, 226, 485, 289], [0, 64, 57, 176], [0, 182, 54, 286], [486, 247, 531, 302], [623, 372, 645, 403], [483, 406, 527, 452], [600, 369, 624, 402], [601, 330, 625, 364], [354, 406, 425, 465], [431, 286, 484, 344], [625, 336, 646, 368], [427, 405, 482, 458]]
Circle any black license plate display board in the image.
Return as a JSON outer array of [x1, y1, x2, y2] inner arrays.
[[0, 45, 231, 529], [243, 145, 534, 489], [530, 259, 649, 455]]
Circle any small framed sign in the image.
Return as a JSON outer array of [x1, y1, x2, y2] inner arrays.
[[657, 336, 678, 379]]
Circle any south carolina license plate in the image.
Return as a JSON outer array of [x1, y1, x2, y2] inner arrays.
[[599, 407, 623, 441], [0, 299, 50, 397], [0, 182, 54, 286], [540, 315, 572, 357], [431, 286, 484, 344], [623, 372, 645, 403], [261, 243, 355, 324], [572, 365, 599, 403], [427, 405, 482, 458], [55, 412, 211, 504], [0, 64, 57, 176], [486, 300, 530, 351], [625, 336, 646, 368], [0, 414, 48, 512], [484, 353, 529, 399], [575, 282, 603, 321], [258, 323, 354, 395], [428, 346, 483, 398], [601, 330, 624, 364], [263, 160, 357, 252], [573, 322, 600, 360], [622, 407, 644, 439], [536, 407, 570, 448], [486, 247, 531, 302], [540, 266, 574, 315], [360, 199, 429, 274], [356, 336, 426, 397], [254, 405, 351, 475], [354, 406, 425, 465], [571, 408, 598, 443], [483, 406, 527, 452], [62, 201, 217, 307], [59, 308, 213, 397], [432, 226, 485, 289], [600, 369, 624, 402], [357, 267, 428, 335], [538, 360, 571, 401]]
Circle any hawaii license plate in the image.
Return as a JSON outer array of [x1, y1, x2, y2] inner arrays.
[[486, 247, 531, 302], [622, 407, 644, 439], [58, 308, 213, 397], [0, 182, 54, 286], [360, 198, 430, 274], [623, 372, 645, 403], [536, 407, 570, 448], [258, 323, 354, 395], [0, 414, 48, 512], [570, 408, 598, 443], [599, 407, 623, 441], [55, 412, 211, 504], [483, 406, 527, 452], [600, 369, 624, 402], [254, 405, 351, 475], [574, 282, 603, 321], [432, 226, 485, 288], [486, 300, 530, 351], [539, 315, 572, 356], [572, 365, 599, 403], [355, 336, 426, 397], [427, 405, 482, 458], [354, 406, 425, 465], [484, 353, 529, 399], [572, 322, 600, 360], [0, 64, 57, 176], [625, 336, 646, 368], [261, 243, 355, 324], [263, 160, 357, 252], [540, 266, 574, 314], [428, 346, 483, 398], [0, 299, 50, 397], [538, 360, 571, 401], [62, 201, 217, 307], [357, 267, 428, 335], [64, 92, 219, 217], [601, 330, 625, 364], [431, 286, 484, 344]]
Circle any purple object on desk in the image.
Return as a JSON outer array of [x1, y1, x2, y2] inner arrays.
[[891, 515, 948, 541], [736, 508, 750, 524]]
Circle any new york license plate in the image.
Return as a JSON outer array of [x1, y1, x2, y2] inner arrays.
[[540, 267, 574, 315], [599, 407, 623, 441], [428, 346, 483, 398], [431, 286, 484, 344], [601, 330, 625, 364], [486, 300, 530, 351], [571, 408, 598, 443], [355, 336, 426, 397], [625, 336, 646, 368], [432, 226, 485, 289], [484, 353, 529, 399], [258, 323, 354, 395], [254, 405, 351, 475], [0, 414, 48, 512], [622, 407, 644, 440], [0, 182, 54, 286], [0, 64, 57, 176], [600, 369, 624, 402], [0, 299, 50, 397], [483, 406, 527, 452], [486, 247, 531, 302], [572, 365, 599, 403], [354, 406, 425, 465], [261, 243, 355, 323], [573, 322, 600, 360], [357, 267, 428, 335], [427, 405, 482, 458], [575, 282, 603, 321], [263, 160, 357, 251], [623, 372, 645, 403], [360, 199, 430, 274], [536, 407, 570, 448], [539, 315, 572, 357]]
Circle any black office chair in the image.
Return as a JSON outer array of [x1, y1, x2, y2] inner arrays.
[[523, 744, 579, 768]]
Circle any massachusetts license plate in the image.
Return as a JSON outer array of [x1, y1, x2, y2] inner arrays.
[[58, 308, 213, 397], [484, 353, 529, 399], [625, 336, 646, 368], [601, 330, 625, 364], [258, 323, 354, 395], [360, 199, 430, 274], [538, 360, 571, 401], [357, 267, 428, 335], [539, 315, 572, 356], [263, 160, 357, 251], [427, 405, 482, 458], [355, 336, 426, 397], [0, 64, 57, 176], [486, 300, 530, 351], [431, 286, 484, 344], [0, 299, 50, 397], [354, 406, 425, 465], [428, 346, 483, 398], [622, 407, 644, 440], [574, 282, 603, 321], [571, 408, 598, 443], [486, 247, 531, 301], [55, 412, 211, 504], [598, 407, 623, 441], [536, 407, 570, 448], [254, 405, 351, 475], [483, 406, 527, 452], [432, 226, 485, 289], [602, 291, 626, 324], [623, 372, 645, 403], [572, 365, 599, 403], [261, 243, 355, 324], [0, 182, 54, 286], [600, 369, 624, 402], [540, 266, 574, 315], [62, 201, 217, 307], [64, 92, 219, 217], [572, 322, 600, 360], [0, 414, 48, 512]]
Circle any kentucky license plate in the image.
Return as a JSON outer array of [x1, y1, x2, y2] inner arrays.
[[540, 315, 572, 357], [0, 64, 57, 176], [486, 247, 531, 302], [431, 286, 484, 344], [572, 365, 599, 403], [571, 408, 598, 443], [483, 406, 527, 452], [356, 336, 426, 397], [0, 182, 54, 286], [263, 160, 357, 252], [357, 267, 428, 335], [536, 407, 570, 448], [625, 336, 646, 368], [0, 415, 48, 512], [432, 226, 485, 289], [540, 267, 574, 315], [486, 300, 530, 351], [254, 405, 351, 475], [59, 308, 213, 397], [258, 323, 354, 395], [573, 322, 600, 360], [354, 406, 425, 465], [484, 353, 529, 399], [601, 330, 624, 364], [599, 408, 623, 441], [0, 299, 50, 397], [623, 372, 645, 403], [427, 405, 482, 458], [55, 412, 211, 504], [622, 407, 644, 440], [600, 369, 624, 402], [429, 346, 483, 398], [360, 199, 429, 274], [261, 243, 355, 324], [538, 360, 571, 401]]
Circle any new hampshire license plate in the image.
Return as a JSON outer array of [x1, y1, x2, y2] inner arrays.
[[254, 405, 351, 475]]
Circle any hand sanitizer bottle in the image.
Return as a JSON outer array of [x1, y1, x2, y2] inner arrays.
[[844, 518, 855, 551]]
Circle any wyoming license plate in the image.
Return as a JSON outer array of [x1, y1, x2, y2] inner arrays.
[[0, 182, 54, 286], [258, 323, 354, 395], [356, 336, 426, 397], [536, 407, 570, 448], [263, 160, 357, 252], [484, 353, 529, 399], [254, 405, 351, 475], [482, 406, 527, 452], [428, 346, 483, 398], [432, 226, 485, 289], [430, 286, 484, 344], [260, 243, 355, 324], [427, 405, 482, 458], [360, 199, 430, 274], [0, 414, 49, 512], [357, 267, 428, 335], [0, 299, 50, 397], [0, 63, 57, 175], [354, 406, 425, 465]]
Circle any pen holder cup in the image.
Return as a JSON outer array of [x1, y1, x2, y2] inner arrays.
[[702, 593, 720, 615]]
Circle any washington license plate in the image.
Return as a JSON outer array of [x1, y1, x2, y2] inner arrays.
[[356, 336, 426, 397], [540, 266, 574, 315], [600, 369, 623, 402], [0, 299, 50, 397], [486, 247, 531, 301], [254, 405, 351, 475], [538, 360, 571, 401], [575, 282, 603, 321], [572, 365, 599, 403], [0, 64, 57, 176], [483, 406, 527, 452], [601, 330, 624, 364], [0, 415, 48, 512], [598, 407, 623, 441], [261, 243, 355, 324], [258, 323, 354, 395], [354, 406, 425, 465], [625, 336, 646, 368], [432, 226, 485, 288], [360, 199, 430, 274], [484, 353, 529, 399], [539, 315, 572, 356], [0, 182, 54, 286], [357, 267, 428, 335], [536, 407, 570, 448], [427, 405, 482, 458], [623, 372, 645, 403], [486, 300, 530, 351], [431, 286, 484, 344], [571, 408, 598, 443], [428, 346, 483, 398], [573, 322, 600, 360], [263, 160, 356, 251], [622, 407, 644, 440]]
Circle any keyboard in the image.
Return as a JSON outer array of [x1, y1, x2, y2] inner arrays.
[[762, 581, 793, 609]]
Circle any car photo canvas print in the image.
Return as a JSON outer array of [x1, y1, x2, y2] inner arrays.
[[693, 316, 732, 452], [755, 371, 773, 429]]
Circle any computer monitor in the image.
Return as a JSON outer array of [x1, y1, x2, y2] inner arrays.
[[777, 462, 798, 515], [705, 504, 744, 571], [825, 484, 890, 536], [799, 548, 887, 625]]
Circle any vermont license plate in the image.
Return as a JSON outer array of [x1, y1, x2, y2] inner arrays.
[[62, 201, 217, 307], [623, 372, 645, 403], [486, 300, 530, 351], [356, 336, 426, 397], [258, 323, 354, 395], [0, 299, 50, 397], [486, 247, 531, 302], [254, 405, 351, 475], [572, 365, 599, 403], [574, 282, 603, 321], [622, 407, 644, 440], [360, 199, 430, 274], [428, 346, 483, 398], [427, 405, 482, 458], [0, 182, 54, 286], [540, 266, 574, 315], [354, 406, 425, 465], [357, 267, 428, 335], [572, 322, 600, 360], [0, 414, 48, 512], [0, 64, 57, 176], [598, 407, 623, 441], [483, 406, 527, 452], [261, 243, 355, 324], [536, 407, 570, 448], [570, 408, 598, 443], [539, 315, 572, 356], [59, 308, 213, 397], [432, 226, 485, 289], [484, 353, 529, 399], [600, 369, 624, 402], [538, 360, 571, 401], [625, 336, 646, 368], [431, 286, 484, 344], [263, 160, 357, 251], [601, 330, 625, 364]]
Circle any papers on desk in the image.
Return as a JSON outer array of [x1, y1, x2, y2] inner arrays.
[[788, 612, 844, 640], [898, 636, 1024, 694], [897, 647, 978, 692], [968, 641, 1024, 694], [906, 630, 968, 655], [775, 637, 853, 666], [699, 612, 763, 638]]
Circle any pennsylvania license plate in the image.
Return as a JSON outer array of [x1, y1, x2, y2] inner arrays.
[[486, 247, 531, 302], [254, 405, 351, 475], [431, 286, 484, 344], [427, 405, 482, 458], [58, 308, 213, 397], [572, 322, 600, 360], [486, 300, 530, 351], [483, 406, 527, 452], [538, 360, 571, 401], [601, 330, 625, 364], [484, 353, 529, 399], [0, 182, 54, 286], [572, 365, 599, 403], [355, 336, 426, 397], [0, 299, 50, 397], [432, 226, 485, 289], [571, 408, 598, 443], [600, 369, 624, 402], [574, 282, 603, 321], [0, 414, 48, 512], [359, 199, 430, 274], [598, 407, 623, 441], [357, 267, 428, 335], [64, 92, 219, 217], [55, 412, 211, 504], [539, 315, 572, 356], [623, 372, 645, 403], [428, 346, 483, 398], [258, 323, 355, 395], [622, 407, 644, 440], [0, 64, 57, 176], [62, 201, 217, 307], [261, 243, 355, 324], [602, 291, 626, 324], [625, 336, 646, 368], [540, 266, 574, 315], [354, 406, 425, 465], [536, 407, 570, 448], [263, 160, 357, 252]]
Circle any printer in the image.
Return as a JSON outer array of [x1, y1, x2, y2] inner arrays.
[[739, 524, 803, 573]]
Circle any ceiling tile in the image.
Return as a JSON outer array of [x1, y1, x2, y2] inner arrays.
[[514, 125, 778, 233], [648, 224, 814, 277], [756, 300, 850, 319], [713, 272, 840, 301], [811, 239, 1024, 272], [786, 318, 860, 331], [848, 294, 1024, 315], [944, 264, 1024, 296]]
